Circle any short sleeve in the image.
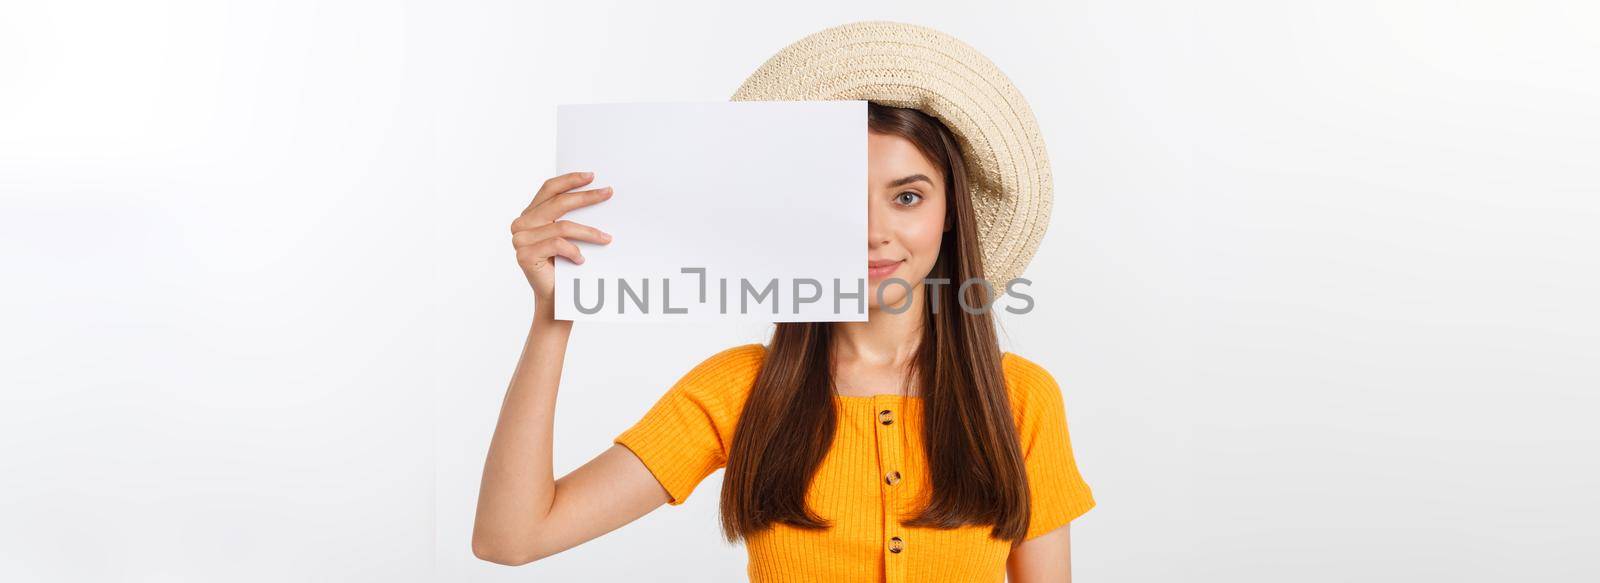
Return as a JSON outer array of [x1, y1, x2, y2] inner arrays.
[[614, 343, 764, 506], [1005, 353, 1097, 540]]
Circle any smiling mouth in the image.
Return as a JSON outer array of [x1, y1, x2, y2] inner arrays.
[[867, 260, 904, 279]]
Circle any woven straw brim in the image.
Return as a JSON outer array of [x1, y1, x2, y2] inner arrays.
[[731, 20, 1052, 291]]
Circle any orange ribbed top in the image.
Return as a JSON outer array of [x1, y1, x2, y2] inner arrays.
[[614, 343, 1095, 582]]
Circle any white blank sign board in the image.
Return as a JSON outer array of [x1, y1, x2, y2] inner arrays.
[[554, 101, 868, 322]]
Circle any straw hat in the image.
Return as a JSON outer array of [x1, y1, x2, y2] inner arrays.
[[731, 21, 1053, 292]]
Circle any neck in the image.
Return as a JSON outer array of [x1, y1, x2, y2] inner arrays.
[[831, 282, 926, 367]]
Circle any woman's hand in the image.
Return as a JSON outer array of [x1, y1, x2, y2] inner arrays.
[[512, 171, 614, 303]]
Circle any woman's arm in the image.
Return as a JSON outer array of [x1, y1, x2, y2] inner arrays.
[[472, 172, 670, 565], [1006, 524, 1072, 583], [470, 307, 670, 565]]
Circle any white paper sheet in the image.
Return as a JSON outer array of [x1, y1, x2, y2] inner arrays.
[[554, 101, 868, 322]]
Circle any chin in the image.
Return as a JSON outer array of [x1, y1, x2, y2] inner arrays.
[[867, 289, 910, 310]]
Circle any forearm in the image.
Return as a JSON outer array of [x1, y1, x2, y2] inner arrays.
[[473, 301, 573, 561]]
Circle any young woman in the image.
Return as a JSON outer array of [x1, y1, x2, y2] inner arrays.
[[473, 22, 1095, 583]]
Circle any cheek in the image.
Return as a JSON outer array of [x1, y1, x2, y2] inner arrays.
[[874, 214, 944, 306], [883, 204, 946, 288], [904, 203, 946, 259], [904, 220, 943, 258]]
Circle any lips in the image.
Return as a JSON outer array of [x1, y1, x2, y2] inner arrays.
[[868, 259, 904, 279]]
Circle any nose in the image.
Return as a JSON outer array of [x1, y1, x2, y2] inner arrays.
[[867, 195, 891, 248]]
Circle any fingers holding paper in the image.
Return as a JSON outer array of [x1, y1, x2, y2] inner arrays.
[[527, 171, 596, 210], [526, 186, 614, 225], [512, 220, 614, 257], [513, 173, 615, 303]]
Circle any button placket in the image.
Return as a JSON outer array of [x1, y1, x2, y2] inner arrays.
[[875, 395, 908, 583]]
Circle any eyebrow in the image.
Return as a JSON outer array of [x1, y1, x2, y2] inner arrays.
[[886, 174, 934, 188]]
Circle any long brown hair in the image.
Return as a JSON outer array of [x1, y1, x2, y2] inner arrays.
[[719, 102, 1030, 542]]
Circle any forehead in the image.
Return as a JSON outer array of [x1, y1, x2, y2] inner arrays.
[[867, 132, 941, 183]]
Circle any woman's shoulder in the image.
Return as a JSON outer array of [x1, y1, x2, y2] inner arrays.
[[1000, 351, 1066, 415], [667, 342, 767, 408], [687, 342, 767, 380]]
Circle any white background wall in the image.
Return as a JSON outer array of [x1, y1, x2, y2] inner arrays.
[[3, 1, 1596, 581]]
